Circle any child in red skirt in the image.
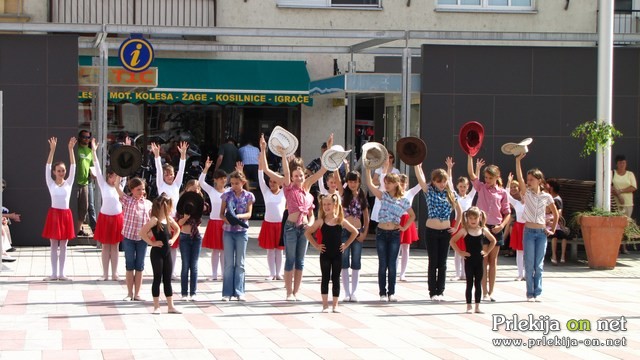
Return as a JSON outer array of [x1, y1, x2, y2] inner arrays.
[[398, 174, 421, 282], [199, 158, 228, 281], [90, 139, 124, 281], [42, 137, 77, 281], [258, 137, 286, 280]]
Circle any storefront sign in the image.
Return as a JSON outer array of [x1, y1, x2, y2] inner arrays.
[[78, 91, 313, 106], [119, 35, 154, 72], [78, 66, 158, 88]]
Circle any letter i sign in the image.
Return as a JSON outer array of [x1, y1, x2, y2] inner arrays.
[[119, 34, 154, 73]]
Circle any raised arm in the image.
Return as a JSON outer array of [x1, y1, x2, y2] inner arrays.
[[305, 165, 327, 190], [151, 143, 164, 185], [47, 137, 57, 165], [446, 156, 455, 190], [68, 137, 77, 165], [415, 164, 428, 192], [467, 154, 478, 181], [515, 153, 527, 199], [364, 165, 383, 200], [174, 141, 188, 186], [259, 134, 284, 185], [199, 156, 215, 194]]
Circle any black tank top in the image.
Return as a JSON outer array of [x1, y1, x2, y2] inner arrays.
[[151, 222, 171, 255], [464, 232, 485, 257], [321, 222, 343, 256]]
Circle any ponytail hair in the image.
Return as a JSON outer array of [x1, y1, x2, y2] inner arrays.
[[318, 193, 344, 224], [151, 193, 173, 232], [462, 206, 487, 231]]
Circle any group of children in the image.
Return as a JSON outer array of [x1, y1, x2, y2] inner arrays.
[[42, 133, 562, 314]]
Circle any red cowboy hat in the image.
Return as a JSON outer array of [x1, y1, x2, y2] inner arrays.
[[459, 121, 485, 156]]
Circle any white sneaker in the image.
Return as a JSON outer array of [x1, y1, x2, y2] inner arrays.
[[286, 294, 296, 302], [430, 296, 438, 302], [181, 295, 189, 301], [388, 295, 398, 302], [221, 296, 230, 302], [527, 297, 535, 302], [190, 294, 198, 302], [436, 295, 444, 302], [237, 295, 247, 302], [534, 297, 542, 302], [342, 296, 351, 302], [379, 296, 388, 302], [349, 294, 358, 303]]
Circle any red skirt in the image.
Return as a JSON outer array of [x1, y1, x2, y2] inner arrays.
[[451, 219, 466, 251], [94, 212, 124, 244], [258, 221, 284, 250], [400, 213, 419, 244], [42, 208, 75, 240], [510, 221, 525, 251], [202, 219, 224, 250]]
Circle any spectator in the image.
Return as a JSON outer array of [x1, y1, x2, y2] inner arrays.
[[238, 137, 260, 184], [214, 137, 239, 174], [75, 129, 97, 237], [612, 154, 637, 254]]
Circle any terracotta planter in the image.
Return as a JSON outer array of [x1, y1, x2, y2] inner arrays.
[[579, 215, 627, 270]]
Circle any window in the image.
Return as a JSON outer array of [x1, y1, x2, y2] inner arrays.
[[276, 0, 381, 9], [436, 0, 534, 10], [615, 0, 632, 11]]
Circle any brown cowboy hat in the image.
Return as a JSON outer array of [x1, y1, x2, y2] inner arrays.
[[177, 192, 204, 221], [110, 145, 142, 177], [459, 121, 485, 156], [396, 137, 427, 166]]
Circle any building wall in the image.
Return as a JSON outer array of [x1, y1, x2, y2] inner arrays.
[[1, 34, 79, 246]]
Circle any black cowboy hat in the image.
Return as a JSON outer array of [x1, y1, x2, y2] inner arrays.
[[225, 203, 249, 229], [396, 137, 427, 166], [110, 145, 142, 177], [176, 192, 204, 221]]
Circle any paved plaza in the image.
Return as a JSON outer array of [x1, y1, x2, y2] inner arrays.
[[0, 221, 638, 359]]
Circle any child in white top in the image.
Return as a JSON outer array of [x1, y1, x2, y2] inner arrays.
[[199, 158, 229, 280], [91, 139, 125, 281], [152, 141, 188, 279], [258, 136, 287, 280], [42, 137, 77, 281]]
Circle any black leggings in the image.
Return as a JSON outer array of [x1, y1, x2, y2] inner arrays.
[[464, 256, 483, 304], [320, 252, 341, 297], [150, 248, 173, 298], [426, 228, 451, 297]]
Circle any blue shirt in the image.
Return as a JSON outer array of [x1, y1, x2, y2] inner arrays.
[[238, 144, 260, 166], [425, 184, 453, 221], [378, 192, 411, 224]]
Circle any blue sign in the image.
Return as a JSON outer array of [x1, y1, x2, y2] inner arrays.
[[119, 35, 154, 72]]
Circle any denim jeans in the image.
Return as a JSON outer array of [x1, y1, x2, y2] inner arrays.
[[426, 227, 450, 297], [523, 227, 547, 298], [222, 230, 248, 297], [122, 238, 147, 271], [376, 228, 401, 296], [87, 181, 97, 231], [179, 232, 202, 296], [341, 228, 363, 270], [283, 221, 308, 271]]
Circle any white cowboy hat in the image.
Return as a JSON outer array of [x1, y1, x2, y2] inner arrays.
[[268, 126, 299, 158], [361, 142, 389, 170], [501, 138, 533, 156], [321, 145, 351, 172]]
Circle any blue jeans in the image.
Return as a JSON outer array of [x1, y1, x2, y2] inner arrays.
[[122, 238, 147, 271], [283, 221, 308, 271], [222, 230, 248, 297], [179, 232, 202, 296], [523, 227, 547, 298], [341, 228, 363, 270], [87, 181, 97, 231], [376, 228, 401, 296]]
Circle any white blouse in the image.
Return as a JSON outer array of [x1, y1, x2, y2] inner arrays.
[[258, 170, 286, 223], [46, 164, 76, 210], [91, 157, 123, 216], [155, 157, 185, 216], [199, 173, 227, 221]]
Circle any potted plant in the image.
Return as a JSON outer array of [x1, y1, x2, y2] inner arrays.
[[569, 120, 626, 269]]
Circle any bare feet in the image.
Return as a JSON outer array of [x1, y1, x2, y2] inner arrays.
[[151, 307, 160, 315], [466, 305, 473, 313]]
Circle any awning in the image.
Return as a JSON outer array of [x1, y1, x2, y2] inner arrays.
[[309, 73, 421, 96], [78, 57, 312, 106]]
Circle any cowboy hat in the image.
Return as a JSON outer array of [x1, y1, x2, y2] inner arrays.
[[268, 126, 299, 158], [225, 203, 249, 229], [109, 145, 142, 177], [459, 121, 485, 156], [501, 138, 533, 156], [176, 192, 204, 221], [361, 142, 389, 170], [321, 145, 351, 172], [396, 137, 427, 166]]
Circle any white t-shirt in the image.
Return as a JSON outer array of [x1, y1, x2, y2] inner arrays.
[[258, 170, 286, 223], [91, 157, 123, 215], [46, 164, 76, 210], [199, 173, 228, 221], [155, 157, 185, 216]]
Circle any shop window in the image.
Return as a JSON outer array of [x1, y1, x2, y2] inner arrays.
[[276, 0, 381, 9], [436, 0, 534, 11]]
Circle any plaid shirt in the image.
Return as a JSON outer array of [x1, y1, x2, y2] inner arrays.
[[120, 194, 152, 240], [425, 184, 453, 221]]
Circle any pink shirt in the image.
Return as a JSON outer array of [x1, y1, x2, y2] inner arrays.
[[472, 178, 510, 226], [120, 194, 152, 240], [283, 183, 314, 225]]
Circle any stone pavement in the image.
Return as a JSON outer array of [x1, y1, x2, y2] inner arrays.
[[0, 220, 638, 359]]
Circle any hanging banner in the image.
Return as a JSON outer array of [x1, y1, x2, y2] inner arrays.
[[78, 91, 313, 106]]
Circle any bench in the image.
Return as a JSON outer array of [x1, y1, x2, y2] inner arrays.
[[556, 179, 640, 260]]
